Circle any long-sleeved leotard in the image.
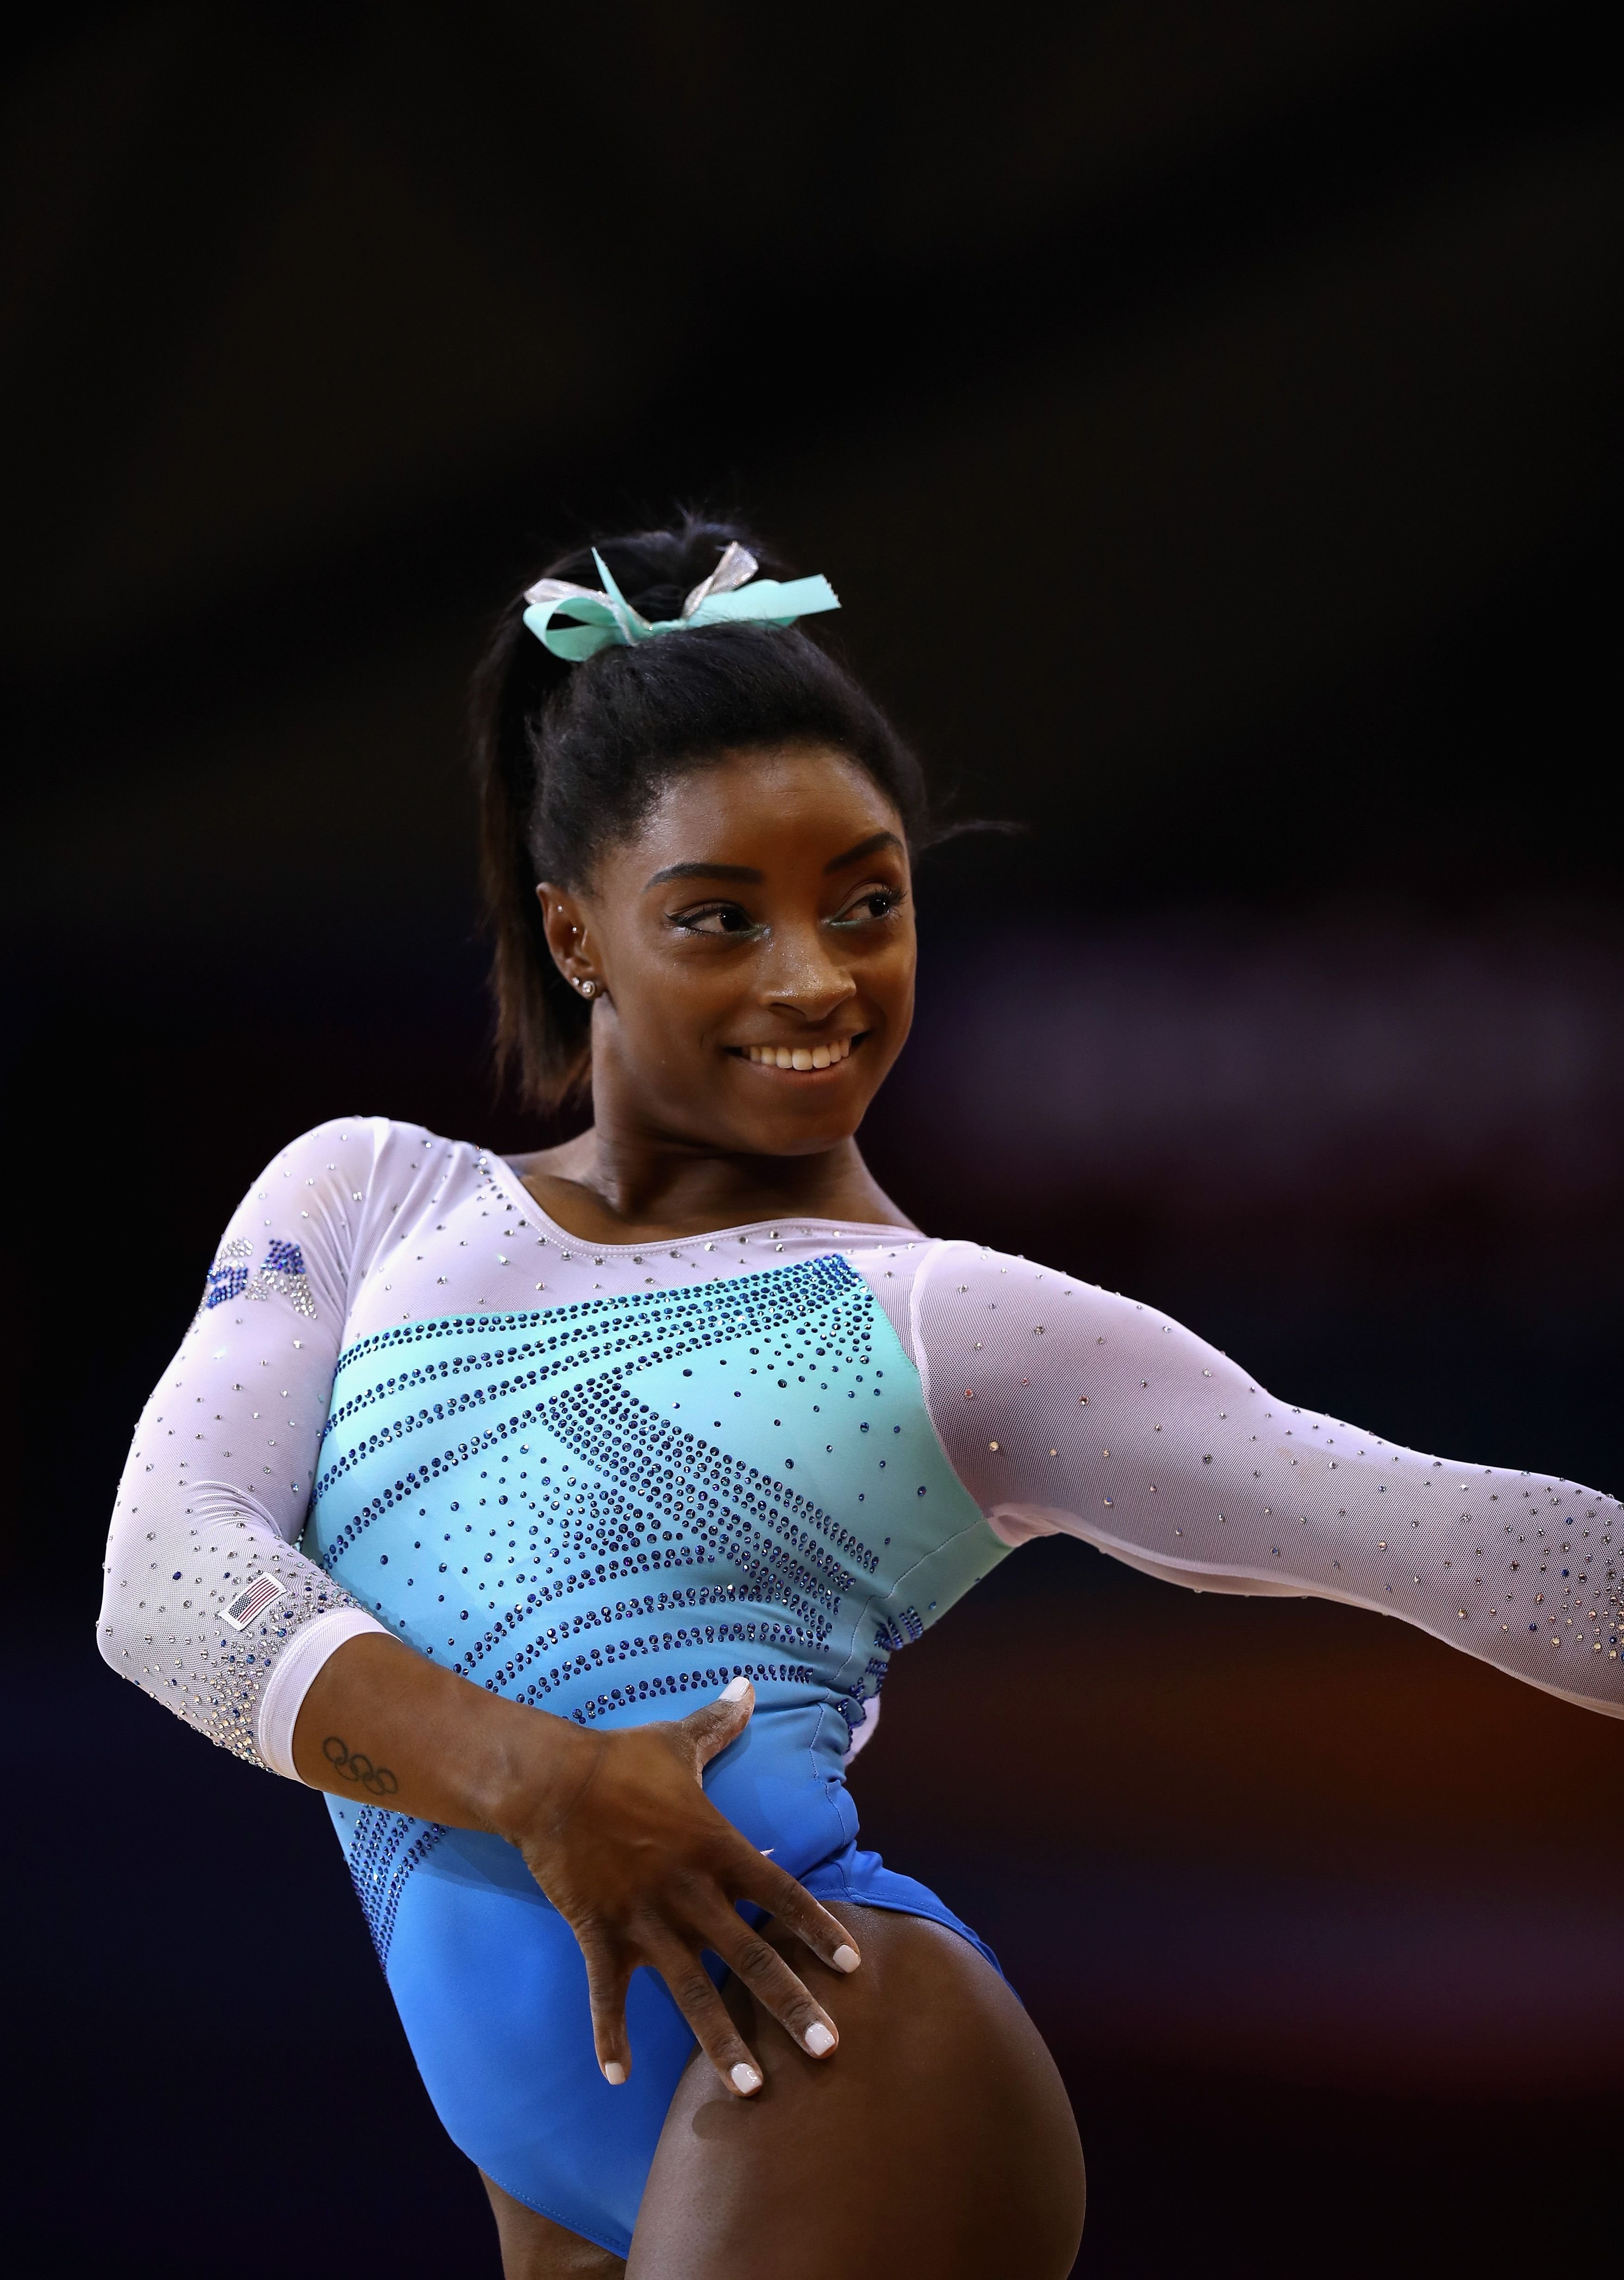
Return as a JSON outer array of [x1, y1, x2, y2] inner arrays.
[[100, 1116, 1623, 1767], [99, 1117, 1622, 2255]]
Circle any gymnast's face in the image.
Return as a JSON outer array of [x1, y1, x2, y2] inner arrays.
[[538, 744, 915, 1158]]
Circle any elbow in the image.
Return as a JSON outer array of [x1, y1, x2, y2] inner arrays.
[[94, 1604, 131, 1680], [95, 1545, 135, 1679]]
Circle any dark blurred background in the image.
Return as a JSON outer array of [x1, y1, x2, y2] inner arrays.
[[6, 5, 1622, 2274]]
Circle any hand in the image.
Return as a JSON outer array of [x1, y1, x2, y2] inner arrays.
[[508, 1678, 862, 2096], [293, 1637, 860, 2098]]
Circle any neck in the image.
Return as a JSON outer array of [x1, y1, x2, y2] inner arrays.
[[511, 1123, 916, 1246]]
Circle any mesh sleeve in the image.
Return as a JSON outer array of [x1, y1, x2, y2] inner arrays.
[[97, 1120, 390, 1774], [913, 1241, 1624, 1720]]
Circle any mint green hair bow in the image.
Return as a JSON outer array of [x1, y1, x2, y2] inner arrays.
[[522, 541, 839, 662]]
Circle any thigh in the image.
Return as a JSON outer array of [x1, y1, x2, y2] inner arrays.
[[483, 2174, 626, 2280], [626, 1906, 1085, 2280], [381, 1824, 697, 2255]]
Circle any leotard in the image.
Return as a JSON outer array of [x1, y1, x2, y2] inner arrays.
[[100, 1119, 1624, 2256]]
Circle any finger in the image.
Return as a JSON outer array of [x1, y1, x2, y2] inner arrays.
[[678, 1675, 755, 1776], [700, 1906, 841, 2060], [732, 1854, 863, 1978], [579, 1935, 635, 2086], [645, 1936, 767, 2098]]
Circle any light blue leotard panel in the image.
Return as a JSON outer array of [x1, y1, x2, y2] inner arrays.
[[306, 1255, 1009, 2255]]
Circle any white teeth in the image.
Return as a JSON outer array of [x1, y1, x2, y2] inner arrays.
[[745, 1038, 854, 1067]]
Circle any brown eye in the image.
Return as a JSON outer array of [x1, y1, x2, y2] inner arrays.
[[831, 887, 904, 927], [673, 902, 764, 938]]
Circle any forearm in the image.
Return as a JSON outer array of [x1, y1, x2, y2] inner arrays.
[[99, 1438, 381, 1773], [290, 1629, 595, 1835]]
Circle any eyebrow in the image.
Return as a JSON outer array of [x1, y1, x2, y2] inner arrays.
[[824, 829, 903, 874], [646, 830, 903, 889], [646, 860, 765, 886]]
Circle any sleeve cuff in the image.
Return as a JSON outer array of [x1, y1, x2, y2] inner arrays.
[[256, 1607, 392, 1780]]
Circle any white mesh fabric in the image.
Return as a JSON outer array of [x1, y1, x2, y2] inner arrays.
[[97, 1120, 390, 1772], [910, 1240, 1623, 1719]]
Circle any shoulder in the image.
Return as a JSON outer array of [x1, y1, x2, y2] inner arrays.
[[912, 1240, 1242, 1389], [246, 1115, 394, 1194], [906, 1239, 1070, 1300], [907, 1240, 1162, 1347], [255, 1115, 472, 1174], [224, 1118, 489, 1292], [242, 1116, 483, 1215]]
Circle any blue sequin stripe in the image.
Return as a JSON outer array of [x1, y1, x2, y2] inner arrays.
[[326, 1251, 858, 1408], [457, 1566, 833, 1685], [466, 1544, 834, 1652], [351, 1379, 875, 1682], [561, 1658, 814, 1727], [314, 1260, 885, 1571], [315, 1252, 865, 1483], [507, 1387, 874, 1629], [346, 1807, 448, 1967], [313, 1374, 556, 1503], [457, 1599, 830, 1693], [313, 1378, 880, 1585], [429, 1356, 899, 1711], [548, 1378, 881, 1578], [315, 1414, 537, 1566]]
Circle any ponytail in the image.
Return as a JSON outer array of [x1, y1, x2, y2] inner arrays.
[[470, 591, 591, 1108]]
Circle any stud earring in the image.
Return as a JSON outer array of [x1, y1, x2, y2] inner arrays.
[[577, 979, 596, 998]]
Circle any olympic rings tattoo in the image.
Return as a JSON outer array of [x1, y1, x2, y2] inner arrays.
[[322, 1734, 399, 1796]]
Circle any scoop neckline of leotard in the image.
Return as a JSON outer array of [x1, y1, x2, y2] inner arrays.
[[482, 1148, 926, 1256]]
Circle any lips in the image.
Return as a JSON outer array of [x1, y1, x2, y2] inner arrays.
[[736, 1035, 858, 1071]]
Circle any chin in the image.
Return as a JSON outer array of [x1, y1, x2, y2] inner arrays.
[[740, 1108, 867, 1157]]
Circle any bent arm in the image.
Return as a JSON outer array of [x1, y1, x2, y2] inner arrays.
[[97, 1121, 390, 1772], [915, 1243, 1623, 1718], [288, 1626, 575, 1821]]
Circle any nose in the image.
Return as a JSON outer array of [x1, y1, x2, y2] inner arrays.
[[756, 917, 857, 1024]]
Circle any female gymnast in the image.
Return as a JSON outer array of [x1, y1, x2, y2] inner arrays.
[[101, 514, 1623, 2278]]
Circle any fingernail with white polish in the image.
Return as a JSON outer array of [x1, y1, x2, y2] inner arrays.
[[720, 1676, 751, 1702], [832, 1945, 861, 1973], [602, 2061, 626, 2086], [804, 2023, 836, 2056], [731, 2062, 762, 2094]]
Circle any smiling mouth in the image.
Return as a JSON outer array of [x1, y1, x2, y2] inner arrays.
[[732, 1034, 862, 1072]]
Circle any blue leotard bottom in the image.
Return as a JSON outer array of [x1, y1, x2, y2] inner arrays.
[[359, 1808, 999, 2261]]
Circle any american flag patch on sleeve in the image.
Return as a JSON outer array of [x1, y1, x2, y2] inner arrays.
[[223, 1574, 286, 1630]]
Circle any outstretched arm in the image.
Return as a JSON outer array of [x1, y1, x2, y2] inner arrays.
[[912, 1242, 1623, 1718]]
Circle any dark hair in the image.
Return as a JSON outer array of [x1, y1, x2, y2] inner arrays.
[[471, 510, 931, 1110]]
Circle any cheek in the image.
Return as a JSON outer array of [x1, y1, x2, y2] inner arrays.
[[871, 933, 917, 1005], [617, 946, 736, 1046]]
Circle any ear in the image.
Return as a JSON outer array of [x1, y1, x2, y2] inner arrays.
[[536, 883, 600, 997]]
